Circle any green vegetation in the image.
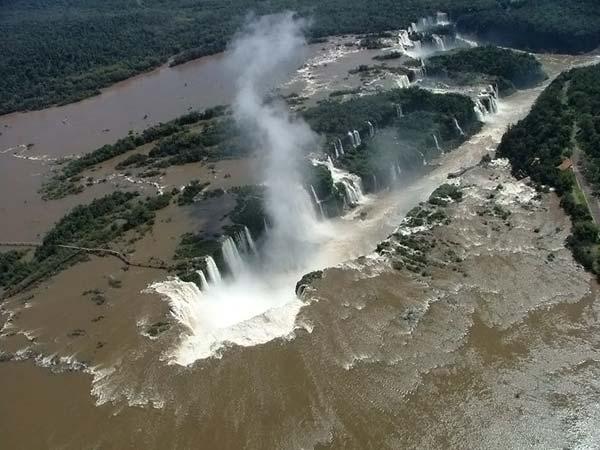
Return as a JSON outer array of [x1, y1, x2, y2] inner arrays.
[[0, 191, 171, 293], [427, 46, 546, 94], [304, 87, 479, 191], [457, 0, 600, 54], [497, 63, 600, 275], [3, 0, 600, 114], [41, 106, 227, 200]]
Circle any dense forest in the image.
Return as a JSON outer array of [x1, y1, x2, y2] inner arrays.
[[2, 0, 600, 114], [427, 46, 546, 94], [497, 63, 600, 275]]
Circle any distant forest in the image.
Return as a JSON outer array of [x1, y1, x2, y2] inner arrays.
[[1, 0, 600, 115]]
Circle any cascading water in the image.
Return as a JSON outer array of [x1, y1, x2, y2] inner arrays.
[[333, 142, 340, 158], [222, 236, 245, 276], [453, 117, 465, 136], [396, 75, 411, 89], [353, 130, 362, 146], [310, 185, 326, 218], [148, 14, 329, 365], [197, 270, 210, 291], [315, 157, 365, 207], [244, 227, 258, 254], [398, 30, 413, 48], [337, 138, 345, 155], [348, 131, 357, 148], [367, 121, 375, 138], [432, 133, 442, 152], [205, 256, 222, 284]]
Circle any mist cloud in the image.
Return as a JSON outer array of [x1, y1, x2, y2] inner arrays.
[[225, 13, 325, 271]]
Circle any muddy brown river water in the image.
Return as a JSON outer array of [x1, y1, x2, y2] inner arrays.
[[1, 41, 599, 448]]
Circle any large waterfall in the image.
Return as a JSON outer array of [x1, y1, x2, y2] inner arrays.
[[311, 157, 366, 208], [396, 75, 411, 89], [474, 84, 499, 120], [148, 14, 329, 365]]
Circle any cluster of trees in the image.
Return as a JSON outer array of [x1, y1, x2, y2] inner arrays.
[[427, 46, 547, 93], [42, 106, 227, 200], [0, 190, 172, 290], [3, 0, 600, 114], [497, 63, 600, 274]]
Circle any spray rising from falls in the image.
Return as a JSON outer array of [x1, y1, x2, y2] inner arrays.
[[148, 14, 327, 365]]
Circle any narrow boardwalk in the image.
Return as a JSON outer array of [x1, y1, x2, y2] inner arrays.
[[0, 241, 169, 270]]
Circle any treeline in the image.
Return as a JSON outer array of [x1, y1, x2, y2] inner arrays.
[[427, 46, 546, 93], [3, 0, 600, 114], [497, 63, 600, 274]]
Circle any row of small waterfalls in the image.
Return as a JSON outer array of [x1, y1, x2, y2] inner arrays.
[[395, 12, 454, 57], [197, 226, 259, 291]]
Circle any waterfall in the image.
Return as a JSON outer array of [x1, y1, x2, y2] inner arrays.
[[197, 270, 210, 291], [432, 134, 442, 152], [372, 174, 378, 191], [474, 98, 487, 120], [222, 236, 245, 276], [205, 256, 222, 284], [419, 151, 427, 166], [396, 75, 411, 89], [353, 130, 362, 146], [244, 226, 258, 254], [348, 131, 357, 148], [314, 158, 365, 208], [453, 117, 465, 136], [432, 34, 445, 51], [310, 185, 325, 218], [339, 180, 364, 206], [366, 121, 375, 138], [337, 138, 345, 155], [399, 30, 413, 47], [396, 103, 404, 118], [333, 141, 340, 158]]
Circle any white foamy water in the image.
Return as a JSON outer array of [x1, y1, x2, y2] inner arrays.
[[147, 273, 307, 364]]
